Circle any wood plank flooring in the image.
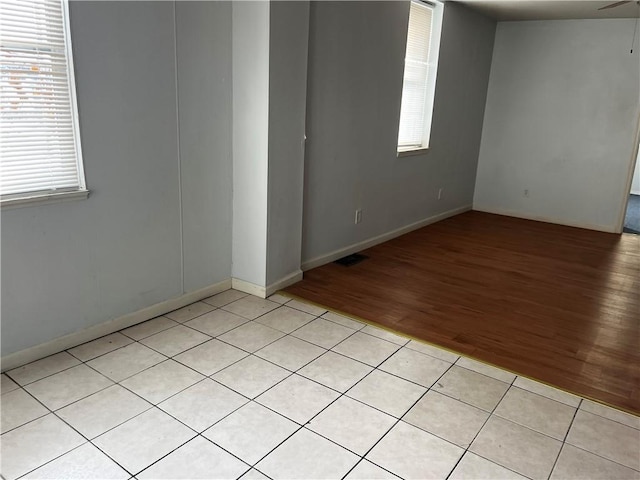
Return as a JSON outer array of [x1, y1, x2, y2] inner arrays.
[[286, 211, 640, 414]]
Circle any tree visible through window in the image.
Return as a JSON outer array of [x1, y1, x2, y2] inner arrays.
[[0, 0, 85, 202]]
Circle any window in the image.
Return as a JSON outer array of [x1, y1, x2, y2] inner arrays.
[[1, 0, 86, 206], [397, 0, 443, 154]]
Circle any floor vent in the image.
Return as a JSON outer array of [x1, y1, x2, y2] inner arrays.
[[334, 253, 368, 267]]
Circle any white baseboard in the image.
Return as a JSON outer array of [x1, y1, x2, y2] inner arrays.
[[1, 279, 232, 372], [265, 270, 303, 296], [231, 278, 266, 298], [231, 270, 304, 298], [472, 206, 618, 234], [301, 205, 472, 271]]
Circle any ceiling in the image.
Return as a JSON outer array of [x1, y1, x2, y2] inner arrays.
[[453, 1, 640, 21]]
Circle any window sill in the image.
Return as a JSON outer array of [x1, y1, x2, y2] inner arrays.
[[1, 189, 90, 210], [397, 147, 430, 158]]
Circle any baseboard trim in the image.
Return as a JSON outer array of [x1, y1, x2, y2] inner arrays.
[[301, 205, 472, 271], [472, 206, 618, 234], [231, 278, 266, 298], [266, 270, 303, 296], [1, 279, 232, 372]]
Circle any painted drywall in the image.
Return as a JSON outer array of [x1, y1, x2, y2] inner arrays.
[[301, 1, 496, 263], [474, 19, 640, 232], [231, 1, 270, 287], [266, 1, 310, 286], [1, 2, 233, 356], [176, 2, 233, 292]]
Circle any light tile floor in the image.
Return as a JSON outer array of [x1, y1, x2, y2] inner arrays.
[[2, 290, 639, 480]]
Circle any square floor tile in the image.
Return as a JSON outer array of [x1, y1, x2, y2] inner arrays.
[[121, 316, 179, 341], [566, 410, 640, 470], [456, 357, 516, 384], [24, 364, 113, 411], [286, 299, 328, 316], [255, 335, 325, 371], [345, 460, 400, 479], [513, 376, 581, 407], [240, 469, 271, 480], [256, 428, 358, 479], [68, 333, 133, 362], [2, 374, 19, 394], [202, 288, 248, 307], [366, 421, 463, 480], [403, 390, 489, 448], [298, 351, 373, 392], [308, 396, 396, 455], [184, 309, 249, 337], [222, 296, 280, 320], [159, 379, 247, 432], [333, 332, 400, 366], [267, 292, 290, 304], [87, 343, 166, 382], [212, 355, 290, 399], [57, 384, 151, 439], [433, 365, 510, 411], [174, 339, 248, 376], [580, 399, 640, 429], [405, 340, 460, 363], [256, 374, 339, 424], [7, 352, 80, 386], [139, 325, 210, 357], [1, 414, 85, 480], [322, 311, 365, 330], [470, 416, 562, 480], [93, 408, 196, 475], [495, 387, 576, 440], [379, 347, 451, 387], [550, 443, 640, 480], [120, 359, 204, 404], [137, 436, 249, 479], [23, 443, 129, 480], [165, 301, 215, 322], [218, 322, 285, 353], [449, 452, 528, 480], [361, 325, 408, 346], [347, 369, 426, 418], [1, 388, 48, 434], [255, 306, 315, 334], [291, 318, 355, 349], [203, 401, 299, 465], [203, 289, 248, 307]]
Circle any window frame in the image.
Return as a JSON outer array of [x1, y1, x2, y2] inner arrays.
[[396, 0, 444, 157], [0, 0, 88, 209]]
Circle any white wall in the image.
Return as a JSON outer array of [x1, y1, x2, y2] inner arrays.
[[231, 1, 270, 287], [1, 2, 233, 356], [301, 2, 496, 264], [266, 1, 309, 286], [631, 148, 640, 195], [474, 19, 640, 232]]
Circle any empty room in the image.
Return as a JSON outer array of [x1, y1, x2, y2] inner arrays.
[[1, 0, 639, 479]]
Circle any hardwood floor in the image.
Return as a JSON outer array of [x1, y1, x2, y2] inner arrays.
[[286, 211, 640, 414]]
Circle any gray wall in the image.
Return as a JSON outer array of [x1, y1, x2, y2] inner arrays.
[[474, 19, 640, 232], [266, 1, 310, 285], [1, 1, 233, 355], [301, 2, 496, 263]]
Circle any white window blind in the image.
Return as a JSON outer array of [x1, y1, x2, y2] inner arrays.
[[397, 1, 435, 150], [0, 0, 84, 200]]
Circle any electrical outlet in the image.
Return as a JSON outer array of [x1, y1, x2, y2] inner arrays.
[[438, 188, 443, 200], [355, 209, 362, 224]]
